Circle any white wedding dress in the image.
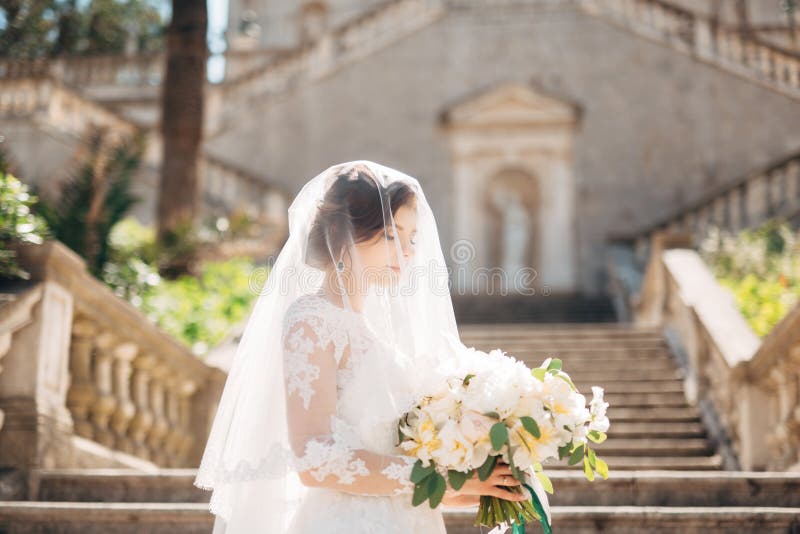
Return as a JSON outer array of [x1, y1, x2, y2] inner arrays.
[[281, 292, 448, 533]]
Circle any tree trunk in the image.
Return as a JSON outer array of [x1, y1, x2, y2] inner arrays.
[[157, 0, 208, 272]]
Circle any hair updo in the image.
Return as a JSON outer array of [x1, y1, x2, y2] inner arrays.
[[305, 164, 416, 271]]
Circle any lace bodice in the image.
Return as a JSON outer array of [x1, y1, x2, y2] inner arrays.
[[281, 293, 418, 498]]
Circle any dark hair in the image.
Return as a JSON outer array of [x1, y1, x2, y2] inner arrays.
[[306, 164, 416, 270]]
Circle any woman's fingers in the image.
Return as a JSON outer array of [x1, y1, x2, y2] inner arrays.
[[490, 475, 520, 486], [490, 487, 529, 501], [492, 464, 514, 476]]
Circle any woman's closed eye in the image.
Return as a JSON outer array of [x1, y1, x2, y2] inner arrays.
[[386, 233, 417, 246]]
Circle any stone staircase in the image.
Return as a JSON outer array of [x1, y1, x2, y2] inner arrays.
[[459, 322, 723, 471], [1, 321, 799, 532]]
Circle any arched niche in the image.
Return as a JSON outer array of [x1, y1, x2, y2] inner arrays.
[[440, 81, 582, 295]]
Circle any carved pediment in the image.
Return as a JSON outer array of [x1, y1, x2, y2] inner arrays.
[[440, 82, 581, 129]]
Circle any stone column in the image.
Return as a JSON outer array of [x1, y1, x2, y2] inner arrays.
[[110, 341, 138, 455], [66, 317, 98, 440], [128, 353, 157, 460], [89, 331, 119, 449], [146, 362, 171, 465]]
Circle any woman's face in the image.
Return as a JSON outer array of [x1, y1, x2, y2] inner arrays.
[[354, 202, 417, 287]]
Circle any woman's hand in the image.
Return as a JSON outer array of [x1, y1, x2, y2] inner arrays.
[[441, 460, 528, 506]]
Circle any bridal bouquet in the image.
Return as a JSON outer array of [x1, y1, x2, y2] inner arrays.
[[397, 334, 611, 534]]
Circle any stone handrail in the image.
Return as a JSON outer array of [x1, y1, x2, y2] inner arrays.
[[0, 77, 287, 229], [0, 77, 139, 141], [579, 0, 800, 100], [201, 154, 288, 228], [209, 0, 445, 132], [0, 53, 164, 88], [628, 230, 800, 471], [0, 284, 45, 436], [609, 149, 800, 252], [0, 241, 227, 480]]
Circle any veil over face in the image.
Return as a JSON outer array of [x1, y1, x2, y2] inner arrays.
[[194, 160, 461, 531]]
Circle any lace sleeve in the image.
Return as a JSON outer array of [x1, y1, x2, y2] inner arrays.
[[282, 311, 416, 498]]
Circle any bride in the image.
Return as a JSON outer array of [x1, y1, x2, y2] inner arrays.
[[194, 161, 528, 533]]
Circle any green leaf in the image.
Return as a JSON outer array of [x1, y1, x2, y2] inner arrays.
[[411, 460, 435, 484], [412, 481, 429, 506], [547, 358, 563, 371], [428, 472, 447, 508], [587, 448, 597, 469], [483, 411, 500, 419], [490, 422, 508, 451], [447, 469, 470, 491], [568, 444, 584, 466], [462, 373, 475, 386], [558, 443, 572, 460], [583, 455, 595, 481], [588, 430, 607, 444], [477, 454, 499, 481], [556, 373, 578, 391], [520, 416, 541, 438], [505, 440, 523, 481], [536, 471, 554, 494], [595, 457, 609, 480], [532, 368, 547, 382]]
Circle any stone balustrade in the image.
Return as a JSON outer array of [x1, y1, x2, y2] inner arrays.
[[0, 53, 164, 88], [581, 0, 800, 98], [0, 78, 138, 142], [618, 230, 800, 471], [201, 155, 288, 228], [614, 150, 800, 255], [0, 286, 45, 436], [580, 0, 800, 100], [0, 241, 227, 485], [211, 0, 445, 131]]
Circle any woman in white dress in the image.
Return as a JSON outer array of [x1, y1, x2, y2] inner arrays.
[[194, 161, 527, 533]]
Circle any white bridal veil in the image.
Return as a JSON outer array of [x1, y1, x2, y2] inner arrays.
[[193, 160, 463, 532]]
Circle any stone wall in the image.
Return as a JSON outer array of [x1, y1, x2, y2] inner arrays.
[[206, 2, 800, 294]]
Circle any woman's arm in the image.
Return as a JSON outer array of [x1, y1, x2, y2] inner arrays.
[[283, 316, 416, 497]]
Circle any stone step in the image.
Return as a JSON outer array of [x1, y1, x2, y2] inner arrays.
[[572, 380, 686, 394], [546, 455, 723, 470], [458, 323, 660, 336], [593, 438, 714, 457], [608, 407, 702, 422], [605, 421, 706, 438], [0, 502, 212, 534], [567, 370, 683, 382], [543, 471, 800, 507], [502, 348, 675, 361], [45, 468, 797, 508], [35, 469, 206, 503], [599, 392, 690, 407], [518, 358, 679, 372], [6, 502, 796, 534], [464, 340, 668, 351], [444, 506, 800, 533]]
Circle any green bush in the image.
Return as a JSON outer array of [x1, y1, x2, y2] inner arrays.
[[699, 218, 800, 338], [0, 171, 49, 279], [104, 217, 263, 356]]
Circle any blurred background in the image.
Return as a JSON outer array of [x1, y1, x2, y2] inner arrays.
[[1, 1, 799, 532]]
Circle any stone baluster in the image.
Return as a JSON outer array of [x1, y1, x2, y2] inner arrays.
[[66, 317, 99, 440], [162, 374, 197, 465], [89, 331, 119, 448], [146, 362, 172, 465], [176, 379, 199, 463], [128, 353, 156, 460], [109, 341, 138, 455]]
